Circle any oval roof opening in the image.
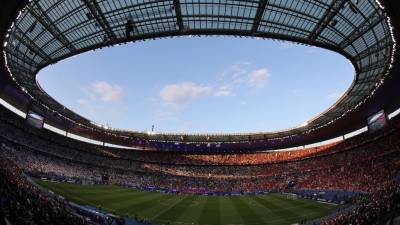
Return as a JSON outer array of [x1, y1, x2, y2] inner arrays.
[[37, 37, 354, 133]]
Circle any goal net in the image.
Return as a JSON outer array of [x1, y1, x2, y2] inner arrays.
[[284, 193, 298, 200]]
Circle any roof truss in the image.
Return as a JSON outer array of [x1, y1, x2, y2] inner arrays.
[[251, 0, 269, 34], [308, 0, 347, 41], [27, 2, 76, 52], [81, 0, 117, 42], [173, 0, 184, 32]]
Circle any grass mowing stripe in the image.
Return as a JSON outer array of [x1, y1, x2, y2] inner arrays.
[[97, 191, 162, 207], [54, 186, 167, 214], [68, 190, 145, 205], [133, 194, 182, 216], [242, 197, 282, 224], [266, 194, 338, 216], [251, 196, 303, 223], [198, 197, 221, 225], [175, 196, 207, 224], [219, 197, 244, 225], [261, 194, 321, 213], [62, 187, 155, 208], [288, 197, 338, 211], [154, 195, 197, 222], [36, 181, 339, 225], [230, 196, 265, 225], [36, 182, 103, 206], [114, 192, 173, 213], [255, 195, 332, 224], [36, 180, 145, 204], [154, 195, 199, 224]]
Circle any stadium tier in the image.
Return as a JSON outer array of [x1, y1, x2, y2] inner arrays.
[[1, 96, 400, 224], [0, 0, 399, 146], [1, 0, 400, 225]]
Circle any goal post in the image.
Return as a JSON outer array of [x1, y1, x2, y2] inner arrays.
[[284, 193, 298, 200]]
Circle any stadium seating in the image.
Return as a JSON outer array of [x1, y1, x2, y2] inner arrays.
[[1, 104, 400, 224]]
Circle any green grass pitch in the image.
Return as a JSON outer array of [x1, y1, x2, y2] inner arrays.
[[36, 179, 340, 225]]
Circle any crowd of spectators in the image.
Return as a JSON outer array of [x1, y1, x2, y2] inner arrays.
[[0, 104, 400, 224], [0, 105, 385, 167], [1, 119, 399, 194], [181, 142, 338, 165], [320, 181, 400, 225], [1, 144, 398, 225], [0, 155, 100, 225]]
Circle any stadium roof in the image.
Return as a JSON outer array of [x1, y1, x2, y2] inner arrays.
[[0, 0, 398, 144]]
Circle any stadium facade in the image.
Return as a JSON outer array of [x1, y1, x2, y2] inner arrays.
[[1, 1, 400, 225], [1, 0, 400, 151]]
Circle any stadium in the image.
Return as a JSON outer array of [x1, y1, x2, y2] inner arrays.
[[1, 0, 400, 224]]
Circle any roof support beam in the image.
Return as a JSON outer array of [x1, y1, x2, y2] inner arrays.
[[308, 0, 347, 41], [348, 91, 368, 97], [251, 0, 269, 33], [27, 3, 76, 52], [357, 77, 382, 84], [359, 60, 387, 73], [6, 49, 38, 69], [172, 0, 184, 32], [338, 103, 356, 110], [319, 113, 336, 121], [81, 0, 117, 41], [339, 11, 385, 48], [9, 65, 35, 76], [13, 27, 52, 62], [356, 36, 391, 59]]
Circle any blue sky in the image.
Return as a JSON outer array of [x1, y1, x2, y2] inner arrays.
[[37, 37, 354, 133]]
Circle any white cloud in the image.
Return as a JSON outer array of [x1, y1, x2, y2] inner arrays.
[[157, 63, 271, 112], [160, 82, 211, 107], [76, 98, 128, 129], [91, 81, 123, 102], [247, 68, 271, 88], [75, 81, 127, 124], [220, 63, 248, 83], [214, 85, 235, 97], [219, 63, 272, 90]]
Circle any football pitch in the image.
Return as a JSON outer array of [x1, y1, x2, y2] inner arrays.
[[36, 180, 339, 225]]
